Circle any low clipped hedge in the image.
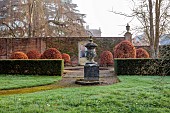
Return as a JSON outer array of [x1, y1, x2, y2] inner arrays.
[[114, 58, 170, 76], [0, 59, 64, 76]]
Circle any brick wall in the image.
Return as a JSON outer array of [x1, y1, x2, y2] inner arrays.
[[0, 37, 125, 60], [0, 38, 46, 59]]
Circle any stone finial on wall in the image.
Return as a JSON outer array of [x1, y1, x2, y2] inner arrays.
[[124, 23, 132, 42]]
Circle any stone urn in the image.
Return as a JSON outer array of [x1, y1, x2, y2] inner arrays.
[[84, 37, 99, 81], [85, 37, 98, 63], [75, 37, 100, 85]]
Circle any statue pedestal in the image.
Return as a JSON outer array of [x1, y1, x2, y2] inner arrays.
[[84, 62, 99, 81], [75, 37, 100, 85]]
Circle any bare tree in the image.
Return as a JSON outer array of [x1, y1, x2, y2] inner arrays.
[[111, 0, 170, 58]]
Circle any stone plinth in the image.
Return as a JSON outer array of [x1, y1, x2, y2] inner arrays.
[[84, 63, 99, 81]]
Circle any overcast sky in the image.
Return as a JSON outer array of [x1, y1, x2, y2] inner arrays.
[[72, 0, 138, 37]]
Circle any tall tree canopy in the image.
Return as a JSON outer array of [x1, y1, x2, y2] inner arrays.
[[0, 0, 87, 38]]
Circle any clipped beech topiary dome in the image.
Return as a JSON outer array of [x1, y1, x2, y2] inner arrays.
[[136, 48, 150, 58], [100, 51, 113, 66], [41, 48, 62, 59], [114, 40, 136, 58], [62, 53, 71, 64], [10, 52, 28, 59], [27, 50, 41, 59]]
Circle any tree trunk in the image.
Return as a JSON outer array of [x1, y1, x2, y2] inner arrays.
[[150, 41, 159, 58], [155, 42, 160, 58], [148, 0, 156, 58], [150, 41, 156, 58]]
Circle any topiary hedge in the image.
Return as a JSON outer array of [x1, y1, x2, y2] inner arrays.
[[10, 52, 28, 59], [62, 53, 71, 64], [114, 40, 136, 58], [27, 50, 41, 59], [136, 48, 150, 58], [100, 51, 113, 66], [41, 48, 62, 59]]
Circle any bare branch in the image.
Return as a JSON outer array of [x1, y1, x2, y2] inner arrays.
[[109, 10, 134, 17]]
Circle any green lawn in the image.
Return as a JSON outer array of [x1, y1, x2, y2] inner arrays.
[[0, 76, 170, 113], [0, 75, 61, 90]]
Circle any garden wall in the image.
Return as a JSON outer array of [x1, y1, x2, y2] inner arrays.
[[46, 37, 125, 62], [0, 37, 125, 62], [0, 38, 46, 59]]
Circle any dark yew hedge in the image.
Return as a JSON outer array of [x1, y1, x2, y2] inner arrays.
[[114, 58, 170, 76], [0, 59, 64, 76]]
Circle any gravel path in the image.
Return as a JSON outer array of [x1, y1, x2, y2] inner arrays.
[[62, 66, 120, 86]]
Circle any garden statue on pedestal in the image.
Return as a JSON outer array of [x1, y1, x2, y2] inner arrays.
[[75, 36, 100, 85], [84, 37, 99, 81]]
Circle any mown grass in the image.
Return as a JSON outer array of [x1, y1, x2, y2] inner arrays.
[[0, 76, 170, 113], [0, 75, 61, 90]]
